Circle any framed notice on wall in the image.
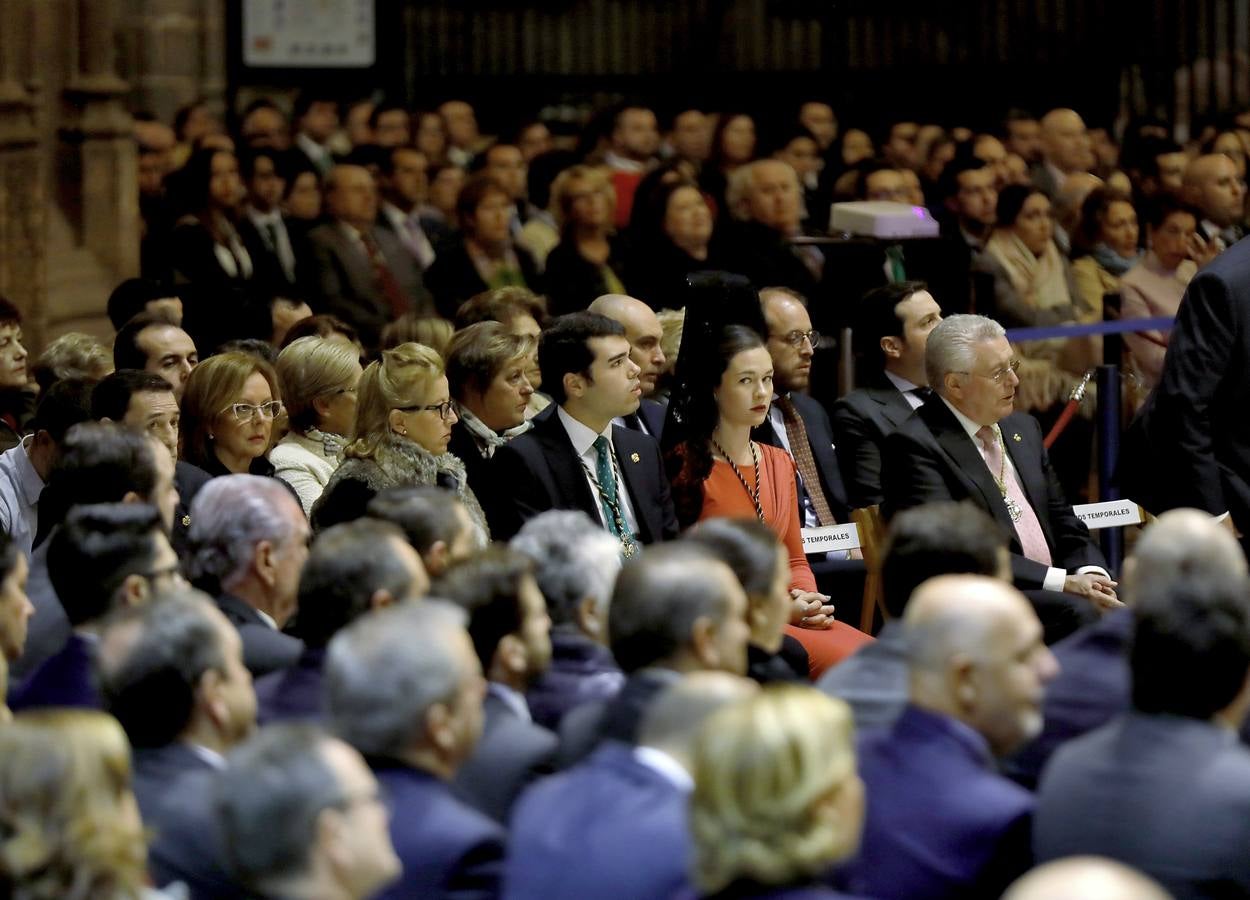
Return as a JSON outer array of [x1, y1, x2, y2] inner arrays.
[[242, 0, 376, 68]]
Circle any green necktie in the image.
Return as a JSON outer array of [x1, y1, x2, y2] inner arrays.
[[885, 244, 907, 282], [593, 436, 622, 539]]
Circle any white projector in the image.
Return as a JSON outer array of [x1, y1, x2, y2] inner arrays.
[[829, 201, 941, 239]]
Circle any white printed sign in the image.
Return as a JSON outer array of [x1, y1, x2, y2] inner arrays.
[[801, 524, 862, 554], [1073, 501, 1143, 529], [244, 0, 376, 68]]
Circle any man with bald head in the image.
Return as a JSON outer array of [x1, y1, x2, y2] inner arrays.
[[1003, 858, 1171, 900], [1006, 508, 1246, 788], [1035, 567, 1250, 897], [588, 294, 667, 435], [845, 575, 1056, 900], [1183, 152, 1246, 249], [308, 164, 432, 350], [1032, 108, 1094, 198]]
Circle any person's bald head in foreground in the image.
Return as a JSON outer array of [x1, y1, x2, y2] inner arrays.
[[904, 575, 1059, 758], [588, 294, 667, 397], [1002, 856, 1173, 900], [1123, 508, 1247, 604]]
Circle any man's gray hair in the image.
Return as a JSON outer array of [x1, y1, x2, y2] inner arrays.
[[215, 724, 342, 891], [725, 160, 798, 222], [325, 601, 469, 759], [185, 475, 299, 592], [1126, 509, 1248, 605], [511, 511, 622, 625], [925, 314, 1007, 396]]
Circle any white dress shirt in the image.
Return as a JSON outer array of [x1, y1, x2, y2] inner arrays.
[[940, 398, 1109, 592], [0, 436, 44, 559], [557, 406, 639, 537], [884, 370, 926, 410]]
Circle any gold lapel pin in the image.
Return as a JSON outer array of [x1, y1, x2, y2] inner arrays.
[[630, 452, 641, 463], [1012, 433, 1022, 442]]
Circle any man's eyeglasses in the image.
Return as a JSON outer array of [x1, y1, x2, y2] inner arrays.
[[224, 401, 284, 422], [771, 329, 820, 349], [955, 359, 1021, 385], [397, 400, 456, 421]]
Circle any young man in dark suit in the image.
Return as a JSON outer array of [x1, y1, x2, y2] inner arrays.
[[834, 280, 943, 508], [883, 314, 1117, 642], [436, 547, 558, 824], [487, 312, 678, 548]]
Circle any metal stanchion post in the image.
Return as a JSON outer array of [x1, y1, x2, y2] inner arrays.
[[1096, 363, 1123, 571]]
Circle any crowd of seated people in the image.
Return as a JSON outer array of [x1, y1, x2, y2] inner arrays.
[[5, 90, 1250, 898]]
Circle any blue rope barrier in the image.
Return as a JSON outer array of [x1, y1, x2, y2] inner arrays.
[[1004, 316, 1174, 343]]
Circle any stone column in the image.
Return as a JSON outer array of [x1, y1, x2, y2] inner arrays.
[[60, 0, 138, 279], [0, 0, 47, 346]]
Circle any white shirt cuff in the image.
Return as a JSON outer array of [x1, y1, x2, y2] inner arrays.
[[1075, 565, 1111, 580], [1043, 567, 1067, 593], [1215, 511, 1231, 523]]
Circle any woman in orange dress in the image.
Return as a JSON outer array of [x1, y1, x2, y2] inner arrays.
[[665, 324, 872, 677]]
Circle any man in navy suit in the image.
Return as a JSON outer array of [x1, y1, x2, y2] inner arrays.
[[326, 601, 505, 900], [843, 575, 1057, 900], [883, 314, 1116, 642], [504, 672, 756, 900], [818, 501, 1009, 732], [12, 503, 179, 711], [1034, 570, 1250, 898], [1005, 508, 1247, 788], [97, 589, 257, 898], [487, 312, 678, 546], [588, 294, 668, 437], [185, 475, 307, 678], [557, 542, 751, 767], [255, 518, 428, 725], [833, 281, 943, 508], [435, 547, 558, 823]]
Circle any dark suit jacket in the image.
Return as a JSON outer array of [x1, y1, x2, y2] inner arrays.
[[372, 762, 506, 900], [1003, 609, 1132, 789], [1035, 712, 1250, 898], [307, 221, 432, 349], [254, 645, 326, 725], [542, 238, 628, 317], [215, 593, 303, 678], [843, 705, 1034, 900], [453, 690, 558, 824], [132, 742, 217, 827], [526, 628, 623, 732], [447, 422, 498, 510], [754, 391, 851, 524], [714, 220, 820, 301], [503, 741, 691, 900], [173, 460, 211, 562], [816, 621, 908, 732], [147, 768, 243, 899], [1141, 235, 1250, 535], [425, 239, 542, 320], [637, 397, 667, 437], [486, 405, 678, 543], [556, 667, 681, 768], [833, 383, 917, 508], [882, 401, 1106, 589], [10, 633, 99, 711]]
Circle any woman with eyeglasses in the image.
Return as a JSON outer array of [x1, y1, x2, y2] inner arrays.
[[270, 336, 364, 515], [311, 342, 490, 540], [180, 351, 284, 478], [664, 325, 872, 679]]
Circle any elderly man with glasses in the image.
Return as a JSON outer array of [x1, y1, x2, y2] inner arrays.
[[882, 314, 1116, 643]]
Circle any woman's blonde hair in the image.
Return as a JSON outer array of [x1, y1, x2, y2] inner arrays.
[[180, 351, 281, 470], [550, 164, 616, 235], [0, 709, 147, 899], [32, 332, 113, 392], [690, 685, 860, 894], [276, 336, 361, 435], [346, 342, 444, 460], [380, 314, 456, 357]]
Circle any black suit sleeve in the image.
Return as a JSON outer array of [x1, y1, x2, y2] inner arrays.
[[833, 397, 885, 508], [485, 443, 551, 541], [1153, 266, 1239, 515], [881, 426, 959, 520], [648, 437, 680, 541]]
